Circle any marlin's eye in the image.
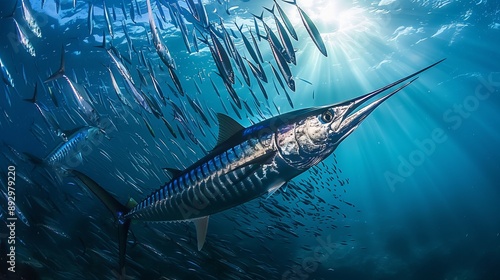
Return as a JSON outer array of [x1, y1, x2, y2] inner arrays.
[[321, 111, 334, 123]]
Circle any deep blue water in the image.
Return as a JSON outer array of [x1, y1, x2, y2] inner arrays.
[[0, 0, 499, 279]]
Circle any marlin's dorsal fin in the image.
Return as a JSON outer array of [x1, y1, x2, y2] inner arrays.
[[193, 216, 209, 251], [163, 168, 183, 178], [216, 113, 245, 146], [24, 82, 38, 103]]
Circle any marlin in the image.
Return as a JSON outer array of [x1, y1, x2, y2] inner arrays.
[[72, 59, 444, 275]]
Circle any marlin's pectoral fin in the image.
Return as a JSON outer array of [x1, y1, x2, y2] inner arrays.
[[75, 152, 83, 163], [193, 216, 209, 251]]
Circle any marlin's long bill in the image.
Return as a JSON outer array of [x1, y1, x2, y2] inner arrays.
[[71, 59, 445, 275]]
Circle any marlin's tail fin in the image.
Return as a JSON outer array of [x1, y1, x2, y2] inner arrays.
[[71, 170, 133, 276], [45, 45, 66, 83]]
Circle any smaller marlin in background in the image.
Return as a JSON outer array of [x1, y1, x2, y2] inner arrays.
[[23, 126, 103, 172], [72, 59, 444, 276]]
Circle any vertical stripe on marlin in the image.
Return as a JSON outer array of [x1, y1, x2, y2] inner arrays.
[[195, 166, 203, 181], [249, 172, 261, 191], [164, 184, 170, 197]]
